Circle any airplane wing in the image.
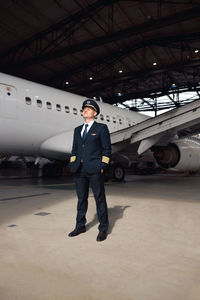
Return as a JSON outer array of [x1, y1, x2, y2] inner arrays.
[[111, 98, 200, 155]]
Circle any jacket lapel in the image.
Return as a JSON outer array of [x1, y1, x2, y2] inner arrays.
[[78, 125, 84, 142], [84, 121, 97, 142]]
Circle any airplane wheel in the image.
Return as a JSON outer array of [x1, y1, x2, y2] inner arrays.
[[112, 164, 125, 182]]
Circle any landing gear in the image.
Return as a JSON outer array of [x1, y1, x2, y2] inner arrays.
[[105, 163, 125, 182], [112, 164, 125, 181]]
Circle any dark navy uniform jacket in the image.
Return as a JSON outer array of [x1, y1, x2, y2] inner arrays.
[[70, 121, 111, 174]]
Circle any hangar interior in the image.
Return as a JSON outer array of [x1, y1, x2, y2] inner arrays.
[[0, 0, 200, 112], [0, 0, 200, 177], [1, 2, 200, 300]]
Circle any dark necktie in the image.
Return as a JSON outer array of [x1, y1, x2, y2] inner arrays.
[[82, 124, 88, 141]]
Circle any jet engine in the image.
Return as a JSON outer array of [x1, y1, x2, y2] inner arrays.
[[153, 138, 200, 171]]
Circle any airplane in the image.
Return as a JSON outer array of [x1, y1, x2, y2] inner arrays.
[[1, 72, 200, 180]]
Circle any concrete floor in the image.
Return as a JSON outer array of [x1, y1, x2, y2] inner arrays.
[[0, 174, 200, 300]]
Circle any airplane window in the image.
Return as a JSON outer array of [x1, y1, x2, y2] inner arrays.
[[119, 118, 122, 125], [65, 106, 70, 113], [56, 104, 61, 111], [106, 115, 110, 122], [7, 92, 11, 96], [37, 99, 42, 108], [73, 108, 78, 115], [46, 102, 52, 109], [100, 114, 104, 121], [113, 117, 116, 123], [25, 97, 31, 105]]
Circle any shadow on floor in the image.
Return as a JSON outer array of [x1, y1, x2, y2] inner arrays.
[[87, 205, 131, 233]]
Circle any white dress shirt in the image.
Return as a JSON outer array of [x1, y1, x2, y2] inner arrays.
[[81, 120, 94, 137]]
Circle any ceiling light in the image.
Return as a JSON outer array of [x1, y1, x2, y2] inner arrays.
[[119, 70, 123, 73], [65, 81, 69, 85], [118, 92, 122, 96], [89, 77, 93, 80], [195, 49, 199, 53], [153, 62, 157, 66]]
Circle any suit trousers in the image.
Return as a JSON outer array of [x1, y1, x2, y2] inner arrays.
[[74, 164, 109, 232]]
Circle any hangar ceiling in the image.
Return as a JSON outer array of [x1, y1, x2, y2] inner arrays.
[[0, 0, 200, 112]]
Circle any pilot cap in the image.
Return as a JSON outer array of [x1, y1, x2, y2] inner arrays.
[[82, 99, 100, 115]]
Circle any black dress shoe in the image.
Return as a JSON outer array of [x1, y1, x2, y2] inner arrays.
[[68, 226, 86, 237], [96, 231, 107, 242]]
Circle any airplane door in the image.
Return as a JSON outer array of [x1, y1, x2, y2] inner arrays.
[[0, 84, 17, 119], [126, 118, 131, 127]]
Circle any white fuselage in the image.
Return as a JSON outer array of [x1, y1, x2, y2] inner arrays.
[[0, 73, 149, 159]]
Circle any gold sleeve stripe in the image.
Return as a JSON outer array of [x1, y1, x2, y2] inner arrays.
[[70, 156, 76, 163], [102, 156, 110, 164]]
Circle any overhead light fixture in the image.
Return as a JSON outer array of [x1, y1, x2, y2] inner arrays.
[[119, 70, 123, 73], [153, 62, 157, 66], [195, 49, 199, 53], [89, 77, 93, 80], [65, 81, 69, 85], [118, 92, 122, 96]]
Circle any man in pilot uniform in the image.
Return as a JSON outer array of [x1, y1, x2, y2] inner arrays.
[[68, 99, 111, 242]]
